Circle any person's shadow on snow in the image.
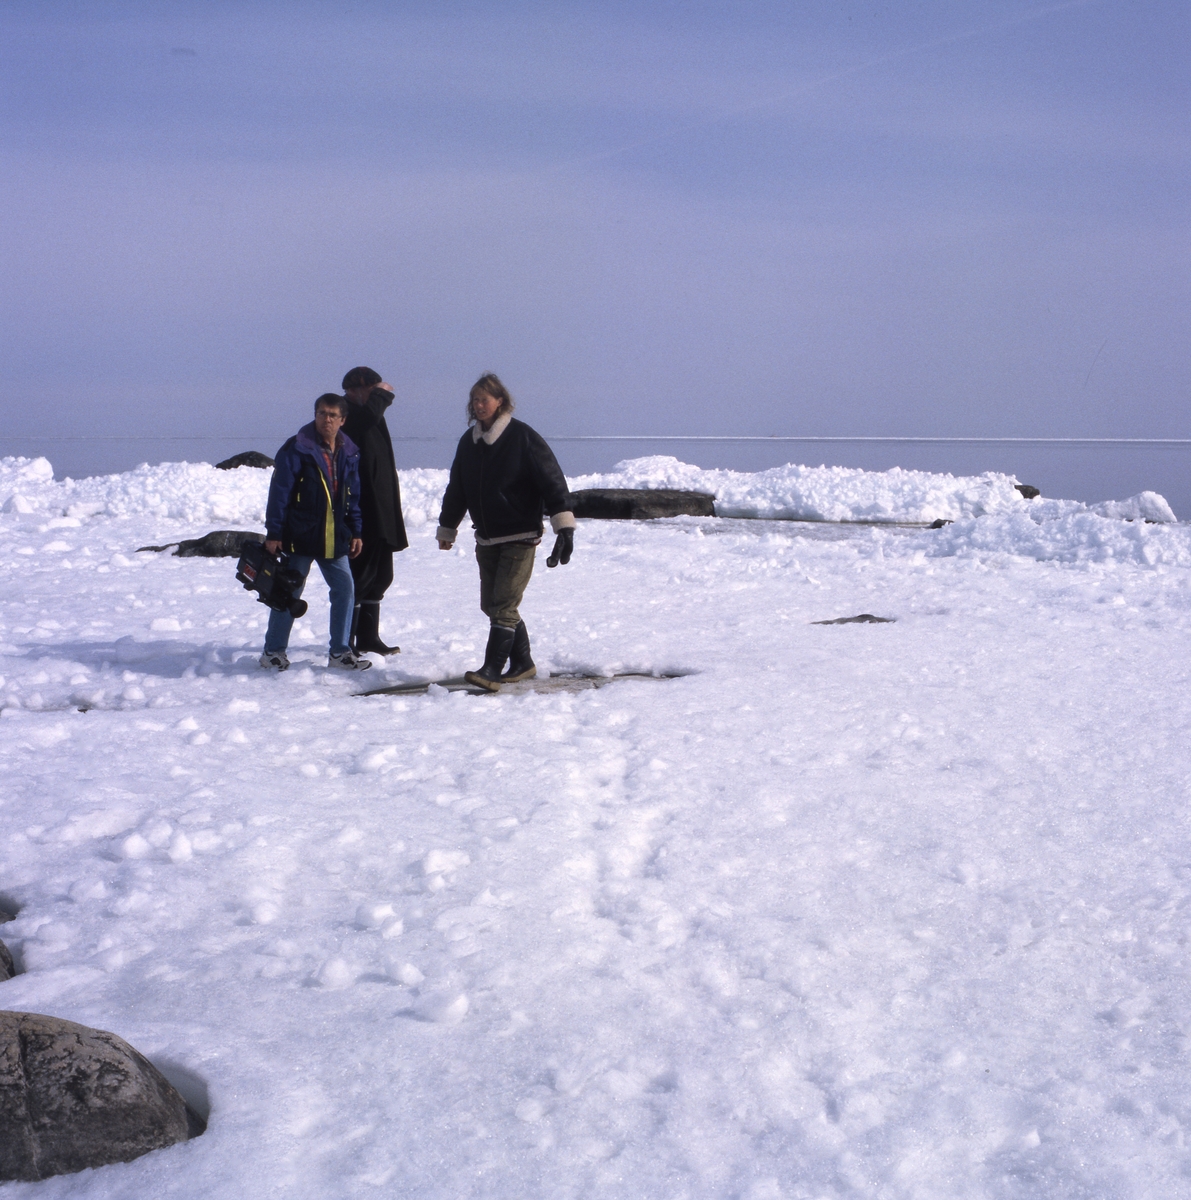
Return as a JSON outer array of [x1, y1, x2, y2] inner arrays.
[[17, 636, 265, 680]]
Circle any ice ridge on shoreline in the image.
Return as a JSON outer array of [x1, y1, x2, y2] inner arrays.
[[0, 453, 1183, 568]]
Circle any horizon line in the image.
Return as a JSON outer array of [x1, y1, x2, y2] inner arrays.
[[3, 436, 1189, 446]]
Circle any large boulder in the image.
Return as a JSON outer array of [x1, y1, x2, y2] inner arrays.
[[215, 450, 274, 470], [570, 488, 715, 520], [0, 1012, 198, 1181]]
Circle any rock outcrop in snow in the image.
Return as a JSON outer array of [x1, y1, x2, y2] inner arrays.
[[0, 1012, 198, 1181]]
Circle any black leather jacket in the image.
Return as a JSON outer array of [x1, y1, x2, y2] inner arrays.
[[438, 416, 571, 541]]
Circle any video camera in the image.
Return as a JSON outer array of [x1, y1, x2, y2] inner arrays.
[[235, 541, 308, 618]]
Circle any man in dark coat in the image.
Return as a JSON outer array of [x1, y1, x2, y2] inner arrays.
[[341, 366, 409, 655], [261, 394, 371, 671], [436, 373, 575, 691]]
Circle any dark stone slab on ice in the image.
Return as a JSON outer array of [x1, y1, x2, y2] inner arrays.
[[811, 613, 896, 625], [0, 942, 13, 982], [174, 530, 265, 558], [215, 450, 274, 470], [570, 489, 716, 520], [1015, 484, 1041, 499], [0, 1011, 199, 1182]]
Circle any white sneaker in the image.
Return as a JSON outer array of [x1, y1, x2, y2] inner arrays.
[[328, 650, 372, 671], [259, 650, 290, 671]]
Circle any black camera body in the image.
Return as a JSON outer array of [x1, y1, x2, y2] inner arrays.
[[235, 541, 308, 618]]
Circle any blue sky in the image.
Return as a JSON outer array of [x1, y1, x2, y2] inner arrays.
[[2, 0, 1187, 452]]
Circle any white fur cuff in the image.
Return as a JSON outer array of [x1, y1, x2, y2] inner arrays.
[[436, 526, 457, 544], [550, 511, 577, 533]]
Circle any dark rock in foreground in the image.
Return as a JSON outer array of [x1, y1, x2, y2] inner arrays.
[[1015, 484, 1041, 499], [571, 489, 716, 520], [812, 614, 896, 625], [215, 451, 274, 470], [0, 1012, 199, 1182]]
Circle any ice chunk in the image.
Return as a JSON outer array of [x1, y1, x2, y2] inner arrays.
[[422, 849, 470, 876], [410, 989, 469, 1024], [1090, 490, 1177, 523]]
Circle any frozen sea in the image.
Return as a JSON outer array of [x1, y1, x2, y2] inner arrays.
[[1, 453, 1190, 1199]]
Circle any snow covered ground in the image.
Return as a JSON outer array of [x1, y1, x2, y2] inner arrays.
[[1, 454, 1190, 1198]]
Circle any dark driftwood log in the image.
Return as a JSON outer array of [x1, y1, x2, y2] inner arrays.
[[0, 1012, 200, 1181], [215, 451, 274, 470], [570, 489, 716, 520]]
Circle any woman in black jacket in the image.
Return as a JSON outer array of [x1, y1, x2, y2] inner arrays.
[[436, 374, 576, 691]]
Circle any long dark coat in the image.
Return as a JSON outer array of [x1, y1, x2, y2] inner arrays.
[[342, 389, 409, 552]]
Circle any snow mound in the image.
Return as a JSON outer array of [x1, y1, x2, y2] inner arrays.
[[0, 456, 451, 535], [567, 456, 1180, 526], [568, 454, 1032, 522], [924, 508, 1191, 566], [1090, 490, 1177, 523], [0, 458, 1178, 562], [0, 456, 55, 514], [0, 457, 270, 525], [395, 468, 450, 529]]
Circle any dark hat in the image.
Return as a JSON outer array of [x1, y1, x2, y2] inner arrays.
[[342, 366, 382, 390]]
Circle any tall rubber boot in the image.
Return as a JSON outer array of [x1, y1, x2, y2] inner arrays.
[[464, 624, 516, 692], [349, 603, 361, 654], [355, 602, 400, 655], [502, 620, 536, 682]]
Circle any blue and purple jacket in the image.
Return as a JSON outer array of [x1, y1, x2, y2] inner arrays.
[[265, 423, 362, 560]]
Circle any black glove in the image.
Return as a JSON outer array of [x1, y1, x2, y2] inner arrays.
[[547, 527, 574, 567]]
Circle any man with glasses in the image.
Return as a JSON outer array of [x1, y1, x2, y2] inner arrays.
[[259, 393, 371, 671]]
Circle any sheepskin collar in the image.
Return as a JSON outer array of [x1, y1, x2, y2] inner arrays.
[[471, 412, 513, 445]]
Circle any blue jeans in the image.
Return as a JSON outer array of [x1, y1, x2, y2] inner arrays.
[[263, 555, 355, 657]]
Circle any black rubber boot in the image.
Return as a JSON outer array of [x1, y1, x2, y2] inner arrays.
[[502, 620, 536, 682], [349, 603, 361, 653], [355, 602, 400, 655], [464, 624, 516, 692]]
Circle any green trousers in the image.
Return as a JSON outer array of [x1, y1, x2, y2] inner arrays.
[[475, 541, 536, 629]]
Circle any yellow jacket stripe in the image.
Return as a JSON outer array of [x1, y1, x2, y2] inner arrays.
[[320, 474, 335, 559]]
